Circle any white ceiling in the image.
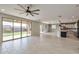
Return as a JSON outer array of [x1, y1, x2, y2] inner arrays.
[[0, 4, 79, 24]]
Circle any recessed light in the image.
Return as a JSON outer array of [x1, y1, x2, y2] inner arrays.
[[1, 9, 5, 12]]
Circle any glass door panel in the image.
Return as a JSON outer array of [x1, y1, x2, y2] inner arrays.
[[22, 21, 27, 37], [14, 20, 21, 39], [3, 18, 13, 41]]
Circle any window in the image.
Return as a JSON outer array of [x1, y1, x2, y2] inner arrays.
[[52, 25, 56, 29]]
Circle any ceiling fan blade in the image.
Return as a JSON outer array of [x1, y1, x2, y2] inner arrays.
[[33, 13, 39, 15], [17, 4, 26, 10], [29, 4, 32, 7], [24, 4, 27, 8], [30, 13, 34, 16], [19, 12, 25, 14], [14, 8, 24, 11], [27, 4, 32, 8], [26, 13, 29, 16], [32, 9, 40, 12]]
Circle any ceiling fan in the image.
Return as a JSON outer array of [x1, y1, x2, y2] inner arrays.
[[15, 4, 40, 16]]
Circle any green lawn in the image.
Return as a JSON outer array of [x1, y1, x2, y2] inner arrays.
[[3, 31, 31, 41], [3, 32, 28, 37]]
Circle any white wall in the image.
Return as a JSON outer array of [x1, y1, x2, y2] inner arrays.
[[31, 21, 40, 36]]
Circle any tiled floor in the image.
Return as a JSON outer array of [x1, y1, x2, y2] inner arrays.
[[0, 32, 79, 54]]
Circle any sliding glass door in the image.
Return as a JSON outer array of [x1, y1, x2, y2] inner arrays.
[[3, 18, 13, 41], [2, 17, 31, 41]]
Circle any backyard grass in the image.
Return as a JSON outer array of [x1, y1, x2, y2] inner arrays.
[[3, 32, 28, 37]]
